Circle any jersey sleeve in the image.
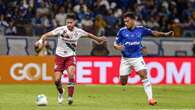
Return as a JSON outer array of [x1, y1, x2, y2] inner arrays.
[[141, 27, 153, 36], [78, 29, 88, 37], [115, 30, 123, 45], [51, 26, 64, 36]]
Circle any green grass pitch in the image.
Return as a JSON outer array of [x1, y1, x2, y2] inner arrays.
[[0, 84, 195, 110]]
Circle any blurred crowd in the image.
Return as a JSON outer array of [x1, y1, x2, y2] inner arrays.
[[0, 0, 195, 37]]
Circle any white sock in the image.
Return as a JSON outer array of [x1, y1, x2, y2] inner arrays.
[[142, 79, 153, 100]]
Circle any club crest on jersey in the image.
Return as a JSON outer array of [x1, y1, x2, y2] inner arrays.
[[74, 32, 78, 37], [135, 33, 142, 38], [130, 34, 135, 37], [125, 34, 129, 37]]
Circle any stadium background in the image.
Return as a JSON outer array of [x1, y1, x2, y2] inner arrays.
[[0, 0, 195, 110]]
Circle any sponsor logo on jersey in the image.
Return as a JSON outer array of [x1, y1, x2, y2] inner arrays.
[[125, 41, 141, 46]]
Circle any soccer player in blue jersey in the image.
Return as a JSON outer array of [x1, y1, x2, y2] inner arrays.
[[114, 12, 174, 105]]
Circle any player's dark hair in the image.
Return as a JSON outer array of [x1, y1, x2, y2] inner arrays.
[[123, 12, 136, 19], [66, 13, 76, 20]]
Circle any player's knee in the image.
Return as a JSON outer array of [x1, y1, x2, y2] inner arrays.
[[137, 70, 147, 80], [68, 70, 75, 79], [54, 71, 62, 81], [67, 66, 75, 79], [139, 73, 147, 80]]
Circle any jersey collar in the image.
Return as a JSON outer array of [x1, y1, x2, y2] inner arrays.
[[127, 26, 135, 31]]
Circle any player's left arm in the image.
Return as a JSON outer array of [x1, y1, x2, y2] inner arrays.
[[152, 31, 174, 37], [78, 29, 106, 43], [86, 32, 106, 44], [142, 27, 174, 37]]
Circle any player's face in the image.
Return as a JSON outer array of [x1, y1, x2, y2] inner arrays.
[[124, 17, 135, 28], [66, 18, 76, 31]]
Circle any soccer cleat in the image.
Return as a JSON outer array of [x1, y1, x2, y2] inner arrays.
[[57, 89, 64, 104], [148, 99, 157, 105], [67, 96, 73, 105], [58, 93, 64, 104]]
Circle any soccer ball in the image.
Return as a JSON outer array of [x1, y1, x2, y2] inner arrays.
[[36, 94, 48, 106]]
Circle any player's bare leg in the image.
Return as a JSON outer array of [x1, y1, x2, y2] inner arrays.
[[67, 65, 76, 105], [120, 75, 128, 85], [137, 69, 157, 105], [120, 75, 128, 91], [54, 71, 64, 104]]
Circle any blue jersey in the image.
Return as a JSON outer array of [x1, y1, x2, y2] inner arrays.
[[115, 26, 153, 58]]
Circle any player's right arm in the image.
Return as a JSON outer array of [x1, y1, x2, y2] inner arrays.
[[113, 29, 124, 51], [114, 42, 124, 51]]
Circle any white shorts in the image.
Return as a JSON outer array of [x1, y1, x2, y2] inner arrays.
[[119, 57, 147, 76]]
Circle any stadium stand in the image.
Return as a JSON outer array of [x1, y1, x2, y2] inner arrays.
[[0, 0, 195, 37]]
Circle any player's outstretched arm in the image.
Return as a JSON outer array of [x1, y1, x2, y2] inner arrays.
[[35, 31, 54, 46], [86, 33, 106, 44], [152, 31, 174, 37]]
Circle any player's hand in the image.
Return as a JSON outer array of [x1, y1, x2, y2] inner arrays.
[[35, 39, 43, 47], [97, 36, 107, 44], [164, 31, 174, 37], [116, 45, 125, 51]]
